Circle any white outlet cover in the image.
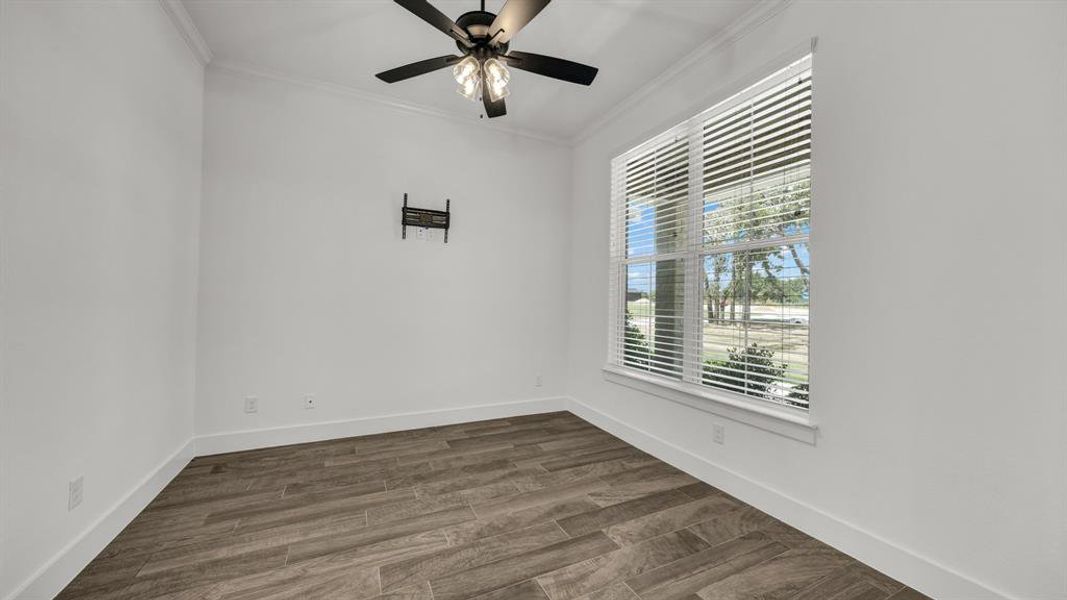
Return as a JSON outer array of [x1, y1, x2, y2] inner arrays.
[[712, 424, 725, 444], [68, 476, 84, 511], [304, 395, 315, 409], [244, 397, 258, 413]]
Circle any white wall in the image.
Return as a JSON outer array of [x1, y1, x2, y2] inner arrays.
[[566, 2, 1067, 599], [0, 1, 204, 597], [3, 2, 1064, 599], [194, 68, 572, 439]]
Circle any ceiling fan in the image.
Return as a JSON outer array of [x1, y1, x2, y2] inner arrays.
[[375, 0, 598, 118]]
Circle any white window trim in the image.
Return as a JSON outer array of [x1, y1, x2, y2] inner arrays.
[[602, 364, 816, 444], [605, 44, 819, 444]]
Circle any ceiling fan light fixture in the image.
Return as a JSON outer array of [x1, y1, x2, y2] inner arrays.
[[453, 55, 482, 101], [457, 74, 481, 101], [487, 80, 510, 102], [483, 57, 511, 102]]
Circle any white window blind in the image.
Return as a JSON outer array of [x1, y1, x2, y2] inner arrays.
[[609, 54, 813, 410]]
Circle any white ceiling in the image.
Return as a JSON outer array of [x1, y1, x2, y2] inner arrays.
[[183, 0, 764, 142]]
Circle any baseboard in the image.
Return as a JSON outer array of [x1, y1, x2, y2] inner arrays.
[[194, 396, 570, 456], [7, 396, 1012, 600], [8, 439, 196, 600], [565, 397, 1017, 600]]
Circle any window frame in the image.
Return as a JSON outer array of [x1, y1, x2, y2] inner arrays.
[[604, 49, 818, 443]]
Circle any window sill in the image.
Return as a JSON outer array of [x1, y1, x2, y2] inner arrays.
[[602, 364, 818, 445]]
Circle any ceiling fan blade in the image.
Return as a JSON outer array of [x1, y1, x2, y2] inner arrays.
[[394, 0, 472, 46], [483, 92, 506, 119], [503, 51, 598, 86], [488, 0, 550, 45], [376, 55, 462, 83]]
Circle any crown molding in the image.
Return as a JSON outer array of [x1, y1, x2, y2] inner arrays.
[[157, 0, 790, 146], [208, 59, 571, 146], [158, 0, 213, 65], [571, 0, 794, 146]]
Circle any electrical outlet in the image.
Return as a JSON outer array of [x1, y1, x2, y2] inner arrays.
[[304, 395, 315, 410], [712, 423, 725, 445], [415, 227, 427, 241], [244, 396, 258, 414], [535, 374, 543, 387], [68, 476, 84, 511]]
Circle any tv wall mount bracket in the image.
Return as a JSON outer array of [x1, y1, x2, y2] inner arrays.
[[401, 193, 450, 243]]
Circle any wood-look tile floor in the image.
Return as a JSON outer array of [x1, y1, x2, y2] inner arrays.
[[59, 412, 932, 600]]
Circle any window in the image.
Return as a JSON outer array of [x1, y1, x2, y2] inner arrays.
[[608, 54, 813, 411]]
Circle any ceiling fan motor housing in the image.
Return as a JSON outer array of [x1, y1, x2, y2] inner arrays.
[[455, 11, 509, 55]]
